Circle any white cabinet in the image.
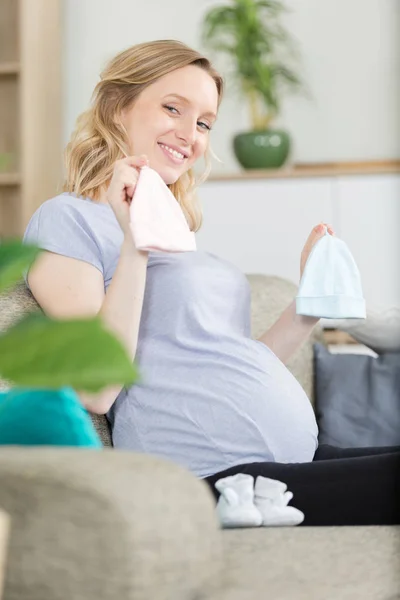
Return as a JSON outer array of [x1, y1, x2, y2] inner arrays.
[[335, 175, 400, 309], [197, 173, 400, 310]]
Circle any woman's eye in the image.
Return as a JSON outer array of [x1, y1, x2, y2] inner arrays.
[[164, 105, 211, 131], [198, 121, 211, 131], [164, 105, 179, 114]]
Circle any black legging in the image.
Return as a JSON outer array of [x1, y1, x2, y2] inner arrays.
[[204, 445, 400, 526]]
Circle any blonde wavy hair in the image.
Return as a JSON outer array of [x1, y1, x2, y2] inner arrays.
[[63, 40, 224, 232]]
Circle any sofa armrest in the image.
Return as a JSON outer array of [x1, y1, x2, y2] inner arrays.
[[0, 447, 222, 600]]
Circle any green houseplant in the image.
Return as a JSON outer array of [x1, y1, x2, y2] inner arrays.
[[202, 0, 305, 169], [0, 240, 138, 395]]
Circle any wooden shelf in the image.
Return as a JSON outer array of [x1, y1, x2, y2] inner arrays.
[[0, 0, 62, 239], [0, 173, 20, 185], [208, 159, 400, 182], [322, 329, 359, 345], [0, 62, 20, 76]]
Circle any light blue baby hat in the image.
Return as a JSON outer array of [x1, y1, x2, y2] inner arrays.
[[296, 228, 366, 319]]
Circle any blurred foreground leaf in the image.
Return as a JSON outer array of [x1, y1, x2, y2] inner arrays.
[[0, 240, 41, 294], [0, 313, 139, 392]]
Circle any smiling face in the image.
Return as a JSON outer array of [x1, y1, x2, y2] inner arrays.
[[120, 65, 219, 184]]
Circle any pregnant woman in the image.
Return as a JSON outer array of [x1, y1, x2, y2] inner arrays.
[[24, 39, 400, 526]]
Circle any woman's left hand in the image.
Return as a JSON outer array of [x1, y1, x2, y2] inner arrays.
[[300, 222, 335, 280]]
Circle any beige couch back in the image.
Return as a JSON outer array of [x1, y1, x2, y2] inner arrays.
[[0, 277, 324, 446]]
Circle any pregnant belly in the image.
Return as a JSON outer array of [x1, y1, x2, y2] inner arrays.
[[130, 337, 318, 467]]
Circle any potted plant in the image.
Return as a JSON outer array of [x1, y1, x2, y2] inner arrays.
[[0, 240, 138, 401], [201, 0, 306, 169]]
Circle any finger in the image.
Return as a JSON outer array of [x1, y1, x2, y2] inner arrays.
[[122, 155, 149, 168], [302, 224, 326, 258], [125, 184, 136, 203], [321, 222, 335, 236], [326, 223, 335, 235], [121, 165, 140, 181], [304, 224, 323, 248], [121, 163, 140, 181], [123, 174, 140, 202], [125, 180, 136, 192]]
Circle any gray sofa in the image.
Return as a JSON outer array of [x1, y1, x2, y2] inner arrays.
[[0, 277, 399, 600]]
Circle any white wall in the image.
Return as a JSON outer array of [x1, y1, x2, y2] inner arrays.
[[63, 0, 400, 174], [196, 173, 400, 311], [279, 0, 400, 167], [62, 0, 399, 308]]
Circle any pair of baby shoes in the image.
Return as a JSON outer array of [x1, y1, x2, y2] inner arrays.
[[215, 473, 304, 528]]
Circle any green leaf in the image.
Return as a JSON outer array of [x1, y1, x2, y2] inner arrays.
[[202, 7, 238, 46], [201, 0, 304, 115], [0, 239, 41, 294], [256, 0, 286, 15], [271, 64, 302, 86], [0, 313, 139, 392]]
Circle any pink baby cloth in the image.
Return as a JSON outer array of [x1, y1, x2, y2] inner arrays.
[[129, 166, 196, 252]]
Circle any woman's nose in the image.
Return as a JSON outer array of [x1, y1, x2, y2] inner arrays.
[[176, 118, 197, 146]]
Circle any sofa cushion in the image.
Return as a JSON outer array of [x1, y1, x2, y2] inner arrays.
[[0, 283, 40, 333], [0, 284, 40, 392], [324, 306, 400, 354], [314, 343, 400, 447], [91, 413, 113, 446], [221, 526, 400, 599], [0, 387, 102, 447]]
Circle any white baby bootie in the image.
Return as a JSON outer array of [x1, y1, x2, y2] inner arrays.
[[215, 474, 263, 529], [254, 476, 305, 527]]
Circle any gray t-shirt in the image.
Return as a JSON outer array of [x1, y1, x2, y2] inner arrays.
[[24, 193, 318, 477]]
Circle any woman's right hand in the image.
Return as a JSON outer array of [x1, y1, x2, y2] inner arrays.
[[106, 155, 149, 238]]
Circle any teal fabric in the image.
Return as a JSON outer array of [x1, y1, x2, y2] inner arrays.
[[0, 387, 102, 447]]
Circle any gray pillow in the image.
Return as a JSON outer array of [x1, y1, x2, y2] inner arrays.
[[322, 306, 400, 354], [314, 343, 400, 447]]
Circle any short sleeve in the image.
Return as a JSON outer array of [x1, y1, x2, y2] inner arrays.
[[23, 197, 104, 288]]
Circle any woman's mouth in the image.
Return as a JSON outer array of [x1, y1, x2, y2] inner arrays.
[[158, 143, 187, 165]]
